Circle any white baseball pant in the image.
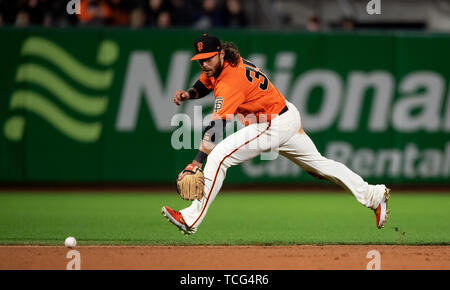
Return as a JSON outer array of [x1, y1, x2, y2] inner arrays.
[[180, 101, 386, 229]]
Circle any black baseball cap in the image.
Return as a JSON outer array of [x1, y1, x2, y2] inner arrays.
[[191, 34, 222, 61]]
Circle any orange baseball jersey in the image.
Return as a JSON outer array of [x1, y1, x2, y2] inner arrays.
[[199, 58, 287, 124]]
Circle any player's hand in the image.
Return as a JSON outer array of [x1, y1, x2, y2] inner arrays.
[[176, 163, 205, 201], [173, 90, 190, 106], [177, 163, 195, 181]]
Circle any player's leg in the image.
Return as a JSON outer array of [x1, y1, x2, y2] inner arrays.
[[177, 104, 301, 232], [179, 104, 304, 231], [279, 132, 386, 208], [180, 103, 300, 228], [277, 105, 389, 228], [179, 121, 277, 231], [278, 132, 390, 228]]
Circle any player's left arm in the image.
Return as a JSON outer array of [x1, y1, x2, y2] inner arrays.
[[179, 83, 244, 178], [192, 83, 245, 167], [176, 83, 244, 199], [176, 118, 225, 195], [191, 118, 226, 167]]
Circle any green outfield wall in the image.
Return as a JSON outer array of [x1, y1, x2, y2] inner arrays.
[[1, 28, 449, 184]]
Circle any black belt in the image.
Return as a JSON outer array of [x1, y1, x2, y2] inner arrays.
[[279, 105, 288, 116]]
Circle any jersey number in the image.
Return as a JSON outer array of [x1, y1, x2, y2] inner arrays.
[[242, 59, 268, 91]]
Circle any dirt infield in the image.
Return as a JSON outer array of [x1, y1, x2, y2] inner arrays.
[[1, 245, 450, 270]]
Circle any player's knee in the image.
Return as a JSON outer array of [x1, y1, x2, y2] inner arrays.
[[206, 148, 224, 166], [305, 170, 325, 180]]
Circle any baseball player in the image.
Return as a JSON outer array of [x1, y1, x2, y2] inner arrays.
[[162, 34, 390, 235]]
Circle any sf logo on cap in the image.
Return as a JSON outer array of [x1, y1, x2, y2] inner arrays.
[[197, 42, 203, 52]]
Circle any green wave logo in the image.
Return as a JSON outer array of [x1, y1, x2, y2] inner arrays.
[[3, 37, 119, 143]]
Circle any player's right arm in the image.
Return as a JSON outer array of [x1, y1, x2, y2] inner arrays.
[[173, 77, 213, 106], [173, 89, 190, 106]]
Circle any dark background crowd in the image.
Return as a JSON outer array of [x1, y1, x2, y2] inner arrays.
[[0, 0, 248, 28], [0, 0, 448, 31]]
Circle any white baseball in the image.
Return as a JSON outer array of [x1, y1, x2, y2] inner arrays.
[[65, 236, 77, 248]]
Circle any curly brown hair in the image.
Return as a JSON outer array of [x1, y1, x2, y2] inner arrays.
[[222, 41, 241, 67]]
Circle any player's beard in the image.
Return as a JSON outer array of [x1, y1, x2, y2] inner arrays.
[[200, 55, 223, 78], [213, 57, 224, 78]]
